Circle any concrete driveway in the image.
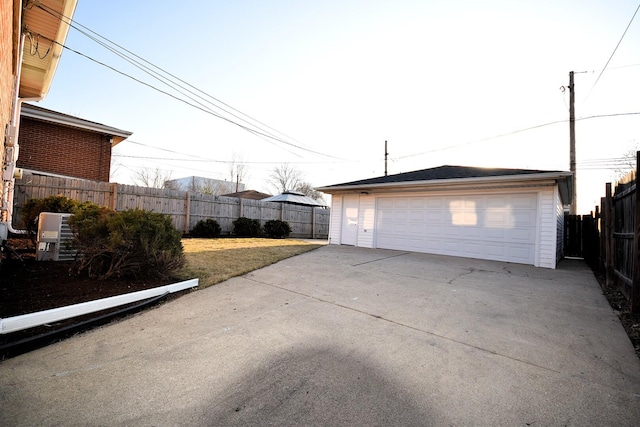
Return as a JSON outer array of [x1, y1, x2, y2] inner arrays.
[[1, 245, 640, 426]]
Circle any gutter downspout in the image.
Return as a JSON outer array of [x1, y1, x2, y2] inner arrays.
[[2, 34, 41, 235]]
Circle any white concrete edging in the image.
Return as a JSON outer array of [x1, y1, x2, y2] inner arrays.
[[0, 278, 198, 335]]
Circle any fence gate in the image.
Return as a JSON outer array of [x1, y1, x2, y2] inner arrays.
[[564, 214, 583, 257], [564, 214, 600, 266]]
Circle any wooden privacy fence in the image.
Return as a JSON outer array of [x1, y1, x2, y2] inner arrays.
[[589, 152, 640, 314], [12, 173, 329, 239]]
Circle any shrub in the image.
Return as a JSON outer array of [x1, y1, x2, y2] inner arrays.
[[21, 195, 80, 243], [190, 219, 221, 238], [233, 217, 261, 237], [264, 219, 291, 238], [69, 205, 184, 279]]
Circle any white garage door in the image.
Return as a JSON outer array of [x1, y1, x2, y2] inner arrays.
[[375, 193, 538, 264]]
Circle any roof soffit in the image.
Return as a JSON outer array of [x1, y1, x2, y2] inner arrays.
[[20, 0, 78, 99]]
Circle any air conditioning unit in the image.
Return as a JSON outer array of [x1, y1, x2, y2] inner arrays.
[[36, 213, 76, 261]]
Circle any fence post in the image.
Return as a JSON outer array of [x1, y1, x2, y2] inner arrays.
[[110, 183, 118, 210], [312, 207, 316, 239], [605, 183, 614, 287], [184, 192, 191, 235], [599, 198, 606, 273], [632, 152, 640, 313]]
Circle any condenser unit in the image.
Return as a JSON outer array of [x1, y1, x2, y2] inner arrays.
[[36, 213, 76, 261]]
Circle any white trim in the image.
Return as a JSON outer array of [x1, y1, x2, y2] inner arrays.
[[0, 279, 198, 334], [535, 192, 543, 268], [21, 104, 132, 140], [318, 172, 572, 192]]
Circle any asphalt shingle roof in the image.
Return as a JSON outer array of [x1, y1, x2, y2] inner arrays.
[[321, 165, 566, 188]]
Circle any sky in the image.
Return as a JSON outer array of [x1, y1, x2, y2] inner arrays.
[[35, 0, 640, 214]]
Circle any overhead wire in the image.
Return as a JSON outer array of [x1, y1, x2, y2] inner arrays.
[[115, 140, 345, 165], [26, 2, 640, 174], [31, 2, 344, 160], [395, 112, 640, 161], [584, 2, 640, 101]]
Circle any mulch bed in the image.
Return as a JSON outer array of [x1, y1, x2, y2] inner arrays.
[[0, 238, 184, 358]]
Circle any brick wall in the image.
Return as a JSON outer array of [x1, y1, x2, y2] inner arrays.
[[1, 0, 18, 205], [17, 118, 113, 182]]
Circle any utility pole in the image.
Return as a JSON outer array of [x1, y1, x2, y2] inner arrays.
[[384, 140, 388, 176], [569, 71, 577, 215]]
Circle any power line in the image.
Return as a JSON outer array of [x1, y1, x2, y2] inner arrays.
[[32, 3, 301, 143], [395, 112, 640, 161], [112, 154, 340, 165], [30, 2, 344, 160], [42, 36, 341, 159], [584, 2, 640, 100]]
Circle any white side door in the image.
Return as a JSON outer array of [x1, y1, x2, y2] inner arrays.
[[341, 195, 359, 245]]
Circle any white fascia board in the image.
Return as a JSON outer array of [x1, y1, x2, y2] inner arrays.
[[21, 106, 133, 140], [317, 172, 573, 194]]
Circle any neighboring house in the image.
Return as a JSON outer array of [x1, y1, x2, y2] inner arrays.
[[262, 190, 327, 207], [166, 176, 245, 195], [317, 165, 572, 269], [18, 104, 132, 182], [1, 0, 78, 237], [222, 190, 272, 200]]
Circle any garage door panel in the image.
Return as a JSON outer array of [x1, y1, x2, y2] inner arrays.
[[512, 195, 538, 209], [485, 244, 507, 257], [506, 245, 535, 263], [426, 198, 445, 209], [508, 228, 536, 243], [377, 199, 395, 209], [513, 212, 537, 227], [409, 198, 427, 208], [463, 241, 485, 256], [376, 193, 537, 265], [484, 227, 507, 239]]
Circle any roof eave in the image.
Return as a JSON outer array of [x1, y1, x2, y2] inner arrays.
[[317, 171, 574, 195], [21, 105, 133, 143], [19, 0, 78, 99]]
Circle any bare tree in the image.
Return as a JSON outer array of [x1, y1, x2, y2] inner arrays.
[[268, 164, 303, 194], [132, 167, 173, 188], [615, 142, 639, 181], [294, 181, 326, 203], [228, 152, 249, 192], [187, 177, 235, 195]]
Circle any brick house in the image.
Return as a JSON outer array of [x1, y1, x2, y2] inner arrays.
[[18, 104, 132, 181], [1, 0, 78, 237]]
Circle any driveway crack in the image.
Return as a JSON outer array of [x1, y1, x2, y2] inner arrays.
[[448, 267, 475, 284], [244, 275, 633, 394], [351, 252, 411, 266]]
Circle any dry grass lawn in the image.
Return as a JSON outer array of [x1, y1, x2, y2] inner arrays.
[[176, 238, 325, 288]]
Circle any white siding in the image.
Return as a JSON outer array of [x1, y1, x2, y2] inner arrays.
[[327, 185, 562, 269], [555, 187, 564, 265], [328, 195, 342, 244], [357, 194, 376, 248], [536, 188, 557, 268]]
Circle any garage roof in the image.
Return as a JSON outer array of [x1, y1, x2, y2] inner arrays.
[[317, 165, 573, 204]]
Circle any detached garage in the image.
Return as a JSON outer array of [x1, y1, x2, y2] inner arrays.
[[317, 166, 573, 269]]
